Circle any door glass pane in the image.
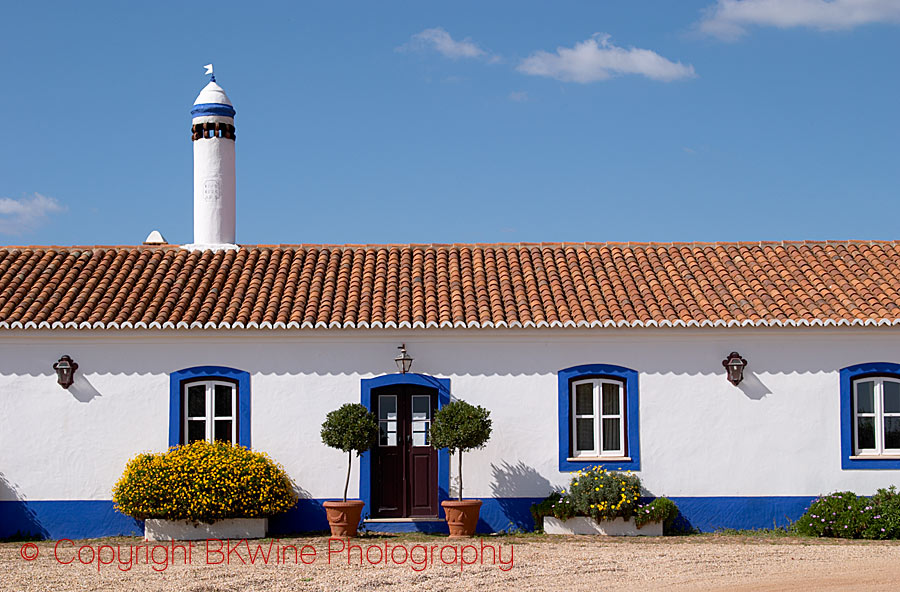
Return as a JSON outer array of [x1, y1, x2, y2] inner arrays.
[[601, 383, 620, 415], [856, 381, 875, 413], [187, 385, 205, 417], [857, 417, 876, 450], [379, 395, 397, 420], [214, 420, 232, 443], [576, 418, 594, 451], [379, 421, 397, 446], [602, 418, 621, 452], [412, 420, 428, 446], [575, 383, 593, 415], [412, 396, 430, 420], [187, 420, 206, 443], [214, 384, 233, 417], [884, 381, 900, 414], [885, 418, 900, 450], [378, 395, 398, 446]]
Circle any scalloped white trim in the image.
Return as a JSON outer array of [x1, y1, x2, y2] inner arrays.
[[3, 317, 900, 330]]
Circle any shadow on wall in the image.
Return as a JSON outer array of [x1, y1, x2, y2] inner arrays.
[[736, 372, 773, 400], [6, 334, 871, 381], [0, 472, 48, 540], [267, 499, 330, 535], [68, 374, 103, 403], [487, 461, 553, 532]]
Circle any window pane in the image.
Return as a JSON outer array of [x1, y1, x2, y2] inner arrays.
[[575, 383, 593, 415], [412, 396, 430, 420], [187, 385, 205, 417], [857, 417, 876, 450], [187, 420, 206, 443], [214, 385, 233, 417], [379, 395, 397, 420], [576, 418, 594, 451], [602, 418, 621, 452], [884, 382, 900, 414], [856, 381, 875, 413], [601, 383, 620, 415], [885, 418, 900, 450], [214, 420, 232, 443]]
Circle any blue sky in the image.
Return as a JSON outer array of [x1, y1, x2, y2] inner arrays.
[[0, 1, 897, 246]]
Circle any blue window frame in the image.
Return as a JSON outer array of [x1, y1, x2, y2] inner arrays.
[[840, 362, 900, 470], [169, 366, 251, 448], [558, 364, 640, 472]]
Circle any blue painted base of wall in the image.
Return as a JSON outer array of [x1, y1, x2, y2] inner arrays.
[[0, 500, 142, 540], [667, 496, 816, 533], [2, 496, 817, 540]]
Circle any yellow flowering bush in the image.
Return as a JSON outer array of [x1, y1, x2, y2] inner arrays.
[[568, 467, 642, 521], [112, 441, 297, 523], [531, 468, 680, 531]]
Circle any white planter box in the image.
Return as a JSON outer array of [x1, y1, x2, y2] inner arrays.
[[144, 518, 267, 541], [543, 516, 662, 536]]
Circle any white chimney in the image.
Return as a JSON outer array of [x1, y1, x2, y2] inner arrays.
[[185, 70, 237, 250]]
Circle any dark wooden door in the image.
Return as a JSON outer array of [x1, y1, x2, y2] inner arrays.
[[371, 385, 439, 518]]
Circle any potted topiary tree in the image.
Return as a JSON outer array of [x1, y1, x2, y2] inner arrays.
[[320, 402, 379, 537], [430, 399, 492, 537]]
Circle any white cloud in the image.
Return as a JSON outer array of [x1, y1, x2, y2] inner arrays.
[[399, 27, 498, 62], [508, 91, 529, 102], [0, 193, 65, 235], [699, 0, 900, 40], [517, 34, 697, 83]]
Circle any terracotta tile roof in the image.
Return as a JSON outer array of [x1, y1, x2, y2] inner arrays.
[[2, 241, 900, 330]]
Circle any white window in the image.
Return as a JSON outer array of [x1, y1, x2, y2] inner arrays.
[[854, 377, 900, 456], [571, 378, 625, 458], [184, 380, 237, 444]]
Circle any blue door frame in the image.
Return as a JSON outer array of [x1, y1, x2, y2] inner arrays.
[[360, 373, 451, 517]]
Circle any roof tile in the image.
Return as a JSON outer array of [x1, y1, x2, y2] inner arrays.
[[3, 241, 900, 330]]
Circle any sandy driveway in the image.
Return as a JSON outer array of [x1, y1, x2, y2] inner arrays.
[[2, 533, 899, 591]]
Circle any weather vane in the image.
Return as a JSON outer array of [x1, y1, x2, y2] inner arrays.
[[204, 63, 215, 83]]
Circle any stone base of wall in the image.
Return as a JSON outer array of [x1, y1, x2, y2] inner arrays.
[[543, 516, 662, 536], [144, 518, 267, 541]]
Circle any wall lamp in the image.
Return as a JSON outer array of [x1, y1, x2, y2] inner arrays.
[[53, 355, 78, 389], [395, 344, 414, 374], [722, 352, 747, 386]]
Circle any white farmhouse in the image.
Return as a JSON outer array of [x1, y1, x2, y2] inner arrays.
[[2, 76, 900, 539]]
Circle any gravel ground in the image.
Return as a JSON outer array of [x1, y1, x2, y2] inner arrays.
[[2, 533, 900, 591]]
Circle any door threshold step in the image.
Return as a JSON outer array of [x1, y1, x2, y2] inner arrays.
[[362, 518, 448, 534], [364, 518, 444, 523]]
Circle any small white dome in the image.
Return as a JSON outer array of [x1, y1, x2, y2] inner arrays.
[[193, 81, 233, 107], [143, 230, 168, 245]]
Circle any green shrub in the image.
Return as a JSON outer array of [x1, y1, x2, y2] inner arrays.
[[429, 400, 492, 500], [530, 491, 575, 531], [321, 403, 379, 502], [112, 441, 297, 523], [793, 487, 900, 539], [634, 497, 679, 529]]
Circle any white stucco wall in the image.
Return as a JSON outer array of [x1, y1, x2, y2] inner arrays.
[[2, 328, 900, 503]]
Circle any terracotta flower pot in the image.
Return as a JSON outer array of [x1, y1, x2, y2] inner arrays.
[[441, 499, 482, 537], [323, 500, 365, 537]]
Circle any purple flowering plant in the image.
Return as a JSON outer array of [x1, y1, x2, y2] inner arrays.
[[793, 487, 900, 539]]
